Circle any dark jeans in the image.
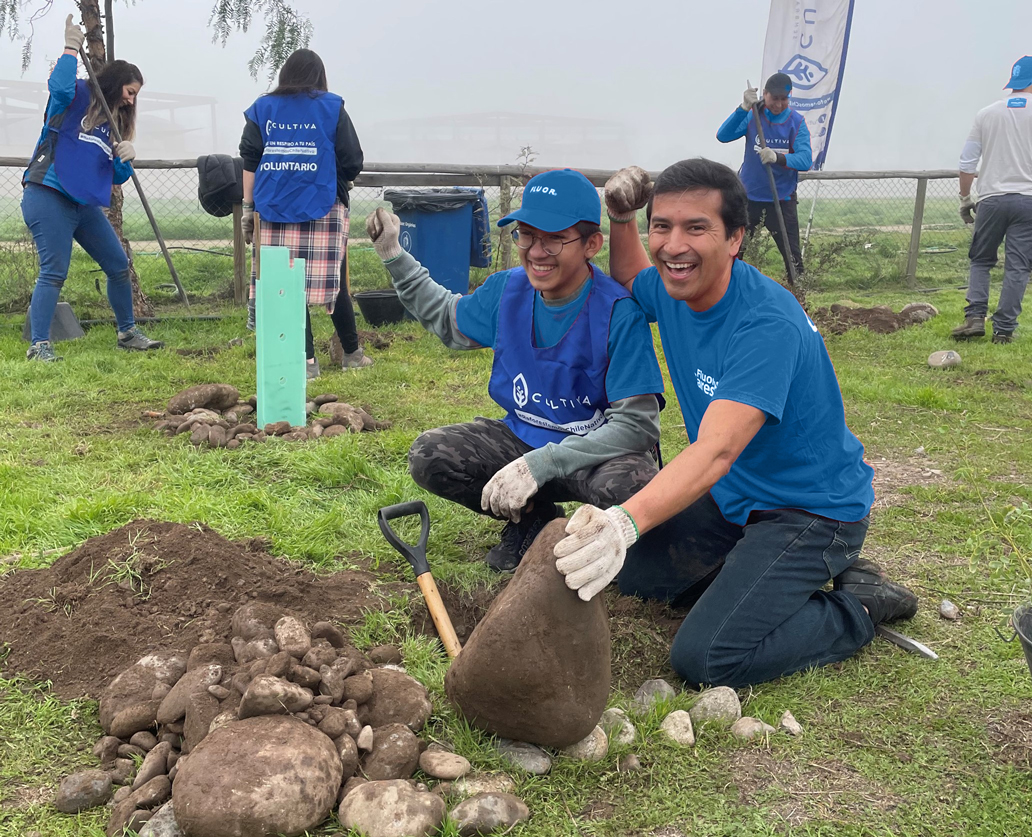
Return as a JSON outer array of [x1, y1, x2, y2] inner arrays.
[[408, 417, 658, 518], [22, 183, 134, 344], [304, 283, 360, 359], [746, 195, 804, 278], [618, 493, 874, 688], [963, 193, 1032, 334]]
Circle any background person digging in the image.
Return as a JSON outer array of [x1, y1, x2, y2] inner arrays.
[[952, 55, 1032, 345], [716, 73, 811, 280], [365, 169, 663, 571], [552, 160, 918, 689]]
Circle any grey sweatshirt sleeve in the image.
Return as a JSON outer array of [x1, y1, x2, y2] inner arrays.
[[383, 250, 480, 350], [522, 394, 661, 485]]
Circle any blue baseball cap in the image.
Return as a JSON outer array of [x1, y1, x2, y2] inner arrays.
[[497, 168, 601, 232], [1004, 55, 1032, 90]]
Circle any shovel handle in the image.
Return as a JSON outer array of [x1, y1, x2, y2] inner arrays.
[[417, 572, 462, 658], [378, 501, 431, 576]]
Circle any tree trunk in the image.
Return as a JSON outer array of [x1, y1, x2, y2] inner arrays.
[[78, 0, 153, 318]]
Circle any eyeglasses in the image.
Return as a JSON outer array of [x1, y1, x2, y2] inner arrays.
[[511, 229, 581, 256]]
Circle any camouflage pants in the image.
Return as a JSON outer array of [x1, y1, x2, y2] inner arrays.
[[408, 417, 658, 518]]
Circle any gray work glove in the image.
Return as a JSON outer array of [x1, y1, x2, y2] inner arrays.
[[481, 457, 540, 522], [113, 140, 136, 163], [366, 207, 404, 262], [555, 505, 639, 602], [64, 14, 85, 52], [242, 202, 255, 245], [758, 147, 778, 165], [604, 166, 653, 223], [959, 193, 976, 225], [741, 86, 760, 111]]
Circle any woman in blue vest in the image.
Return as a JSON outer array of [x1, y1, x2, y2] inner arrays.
[[21, 15, 163, 362], [717, 72, 812, 279], [239, 49, 367, 377], [365, 169, 665, 571]]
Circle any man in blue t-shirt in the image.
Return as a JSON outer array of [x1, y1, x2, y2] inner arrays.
[[553, 159, 918, 689], [717, 73, 811, 279], [365, 169, 664, 571]]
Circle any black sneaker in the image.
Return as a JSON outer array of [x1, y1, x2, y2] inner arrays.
[[838, 562, 918, 625], [117, 326, 164, 351], [485, 503, 561, 572], [26, 340, 63, 362], [992, 330, 1014, 345]]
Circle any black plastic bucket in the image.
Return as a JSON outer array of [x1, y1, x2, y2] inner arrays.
[[354, 289, 407, 327], [1013, 604, 1032, 678]]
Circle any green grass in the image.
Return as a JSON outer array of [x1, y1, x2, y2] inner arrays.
[[2, 278, 1032, 835]]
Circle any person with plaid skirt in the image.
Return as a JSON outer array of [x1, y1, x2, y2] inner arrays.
[[239, 49, 370, 376]]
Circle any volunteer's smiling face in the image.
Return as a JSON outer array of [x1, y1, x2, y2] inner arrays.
[[764, 90, 789, 115], [121, 82, 141, 107], [515, 224, 602, 300], [647, 189, 744, 311]]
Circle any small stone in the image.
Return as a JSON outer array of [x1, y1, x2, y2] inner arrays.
[[302, 645, 338, 670], [274, 616, 312, 658], [128, 774, 172, 809], [138, 801, 184, 837], [356, 725, 374, 751], [125, 810, 153, 833], [939, 600, 962, 621], [368, 645, 403, 665], [317, 707, 350, 740], [54, 769, 112, 813], [453, 774, 517, 797], [496, 740, 551, 775], [689, 686, 742, 726], [361, 723, 421, 781], [659, 710, 696, 746], [341, 670, 374, 705], [238, 675, 313, 718], [336, 733, 360, 780], [117, 743, 148, 760], [338, 780, 445, 837], [311, 621, 346, 648], [103, 758, 136, 786], [731, 717, 777, 740], [207, 684, 231, 700], [449, 792, 530, 837], [113, 785, 133, 803], [340, 776, 367, 801], [928, 349, 961, 368], [617, 754, 641, 772], [418, 750, 471, 780], [600, 708, 636, 745], [561, 725, 608, 761], [633, 678, 677, 712], [779, 710, 803, 736], [132, 742, 172, 790], [93, 736, 121, 763], [129, 731, 158, 751]]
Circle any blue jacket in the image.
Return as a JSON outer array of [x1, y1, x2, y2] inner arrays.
[[717, 106, 812, 202]]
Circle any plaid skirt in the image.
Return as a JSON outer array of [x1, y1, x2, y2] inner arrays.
[[250, 202, 350, 308]]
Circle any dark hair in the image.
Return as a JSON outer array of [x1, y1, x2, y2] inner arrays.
[[271, 49, 328, 96], [86, 60, 144, 141], [647, 158, 748, 239], [574, 220, 601, 241]]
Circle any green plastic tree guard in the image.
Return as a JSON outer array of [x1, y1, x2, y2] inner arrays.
[[256, 246, 306, 429]]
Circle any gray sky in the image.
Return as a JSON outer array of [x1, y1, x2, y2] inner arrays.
[[1, 0, 1028, 171]]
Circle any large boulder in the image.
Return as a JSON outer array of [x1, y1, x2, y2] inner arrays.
[[172, 716, 341, 837], [444, 519, 611, 747], [99, 652, 186, 734]]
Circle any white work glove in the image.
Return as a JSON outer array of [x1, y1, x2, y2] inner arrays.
[[554, 505, 639, 602], [481, 457, 540, 522], [114, 140, 136, 163], [758, 147, 778, 165], [741, 87, 760, 111], [959, 193, 977, 225], [242, 202, 254, 245], [604, 165, 653, 223], [64, 14, 85, 52], [366, 207, 404, 262]]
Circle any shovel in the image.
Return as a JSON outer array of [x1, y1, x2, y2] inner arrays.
[[378, 500, 462, 658]]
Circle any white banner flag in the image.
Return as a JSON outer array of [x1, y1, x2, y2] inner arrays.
[[761, 0, 855, 170]]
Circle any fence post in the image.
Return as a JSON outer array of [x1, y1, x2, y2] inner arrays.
[[905, 177, 928, 288], [499, 176, 513, 269], [232, 202, 247, 305]]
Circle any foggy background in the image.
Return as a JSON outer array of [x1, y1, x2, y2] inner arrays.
[[1, 0, 1028, 172]]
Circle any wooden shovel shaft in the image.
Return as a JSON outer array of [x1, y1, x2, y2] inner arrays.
[[417, 572, 462, 658]]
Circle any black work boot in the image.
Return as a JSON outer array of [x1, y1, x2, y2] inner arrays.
[[832, 557, 885, 591], [992, 329, 1014, 345], [951, 317, 986, 340], [484, 503, 562, 573], [837, 561, 918, 625]]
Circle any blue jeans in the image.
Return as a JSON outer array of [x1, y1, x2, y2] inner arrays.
[[618, 493, 875, 688], [21, 183, 135, 344]]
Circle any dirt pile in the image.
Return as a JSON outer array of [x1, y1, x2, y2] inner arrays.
[[0, 520, 390, 699], [811, 301, 939, 335]]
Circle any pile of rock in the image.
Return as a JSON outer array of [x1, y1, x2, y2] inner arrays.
[[148, 384, 391, 449], [55, 602, 530, 837]]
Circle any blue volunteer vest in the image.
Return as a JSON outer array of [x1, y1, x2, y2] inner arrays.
[[52, 80, 117, 207], [488, 266, 628, 448], [244, 92, 341, 223], [739, 108, 806, 202]]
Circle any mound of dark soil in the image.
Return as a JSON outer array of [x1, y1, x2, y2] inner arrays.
[[0, 520, 389, 699]]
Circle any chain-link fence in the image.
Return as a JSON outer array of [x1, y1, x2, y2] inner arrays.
[[0, 157, 967, 315]]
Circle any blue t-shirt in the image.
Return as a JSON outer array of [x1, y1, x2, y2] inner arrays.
[[455, 268, 664, 404], [631, 260, 874, 525]]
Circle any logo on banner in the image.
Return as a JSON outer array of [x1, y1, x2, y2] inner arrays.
[[513, 374, 529, 408], [780, 54, 829, 90]]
